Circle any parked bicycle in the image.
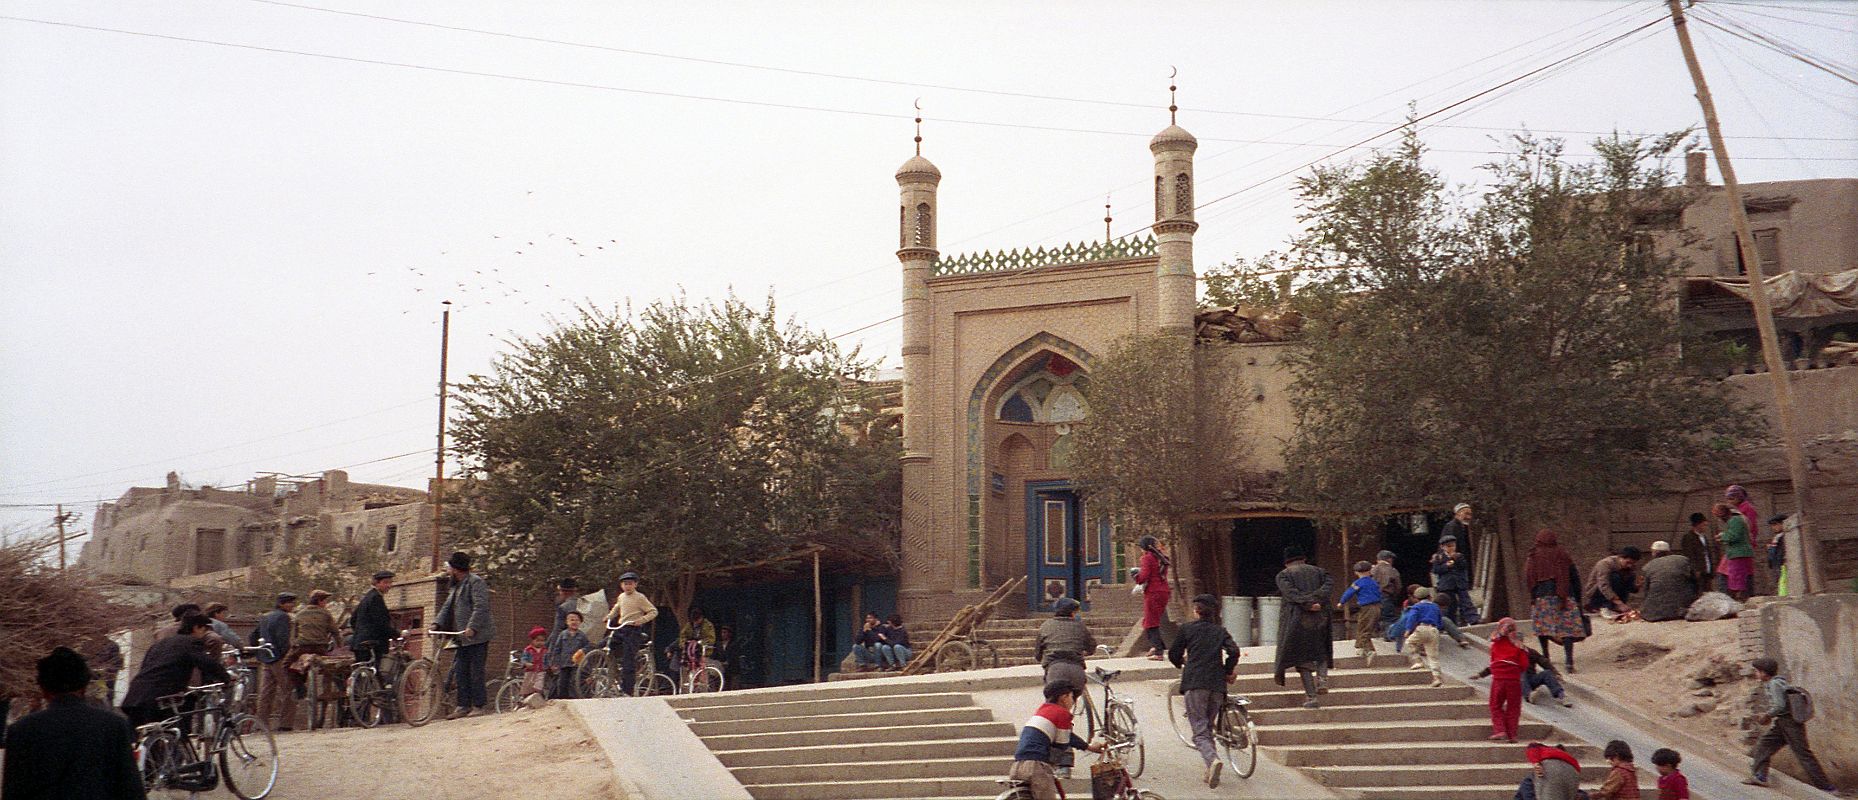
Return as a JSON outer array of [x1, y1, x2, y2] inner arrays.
[[135, 682, 279, 800], [932, 630, 1001, 672], [489, 648, 528, 712], [670, 643, 725, 694], [1165, 680, 1257, 779], [399, 629, 463, 727], [1079, 664, 1144, 778], [225, 644, 272, 718], [346, 635, 411, 729], [576, 620, 672, 697]]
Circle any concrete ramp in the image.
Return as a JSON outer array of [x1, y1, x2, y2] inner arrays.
[[565, 697, 752, 800]]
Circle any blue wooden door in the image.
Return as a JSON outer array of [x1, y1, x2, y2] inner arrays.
[[1027, 482, 1112, 612]]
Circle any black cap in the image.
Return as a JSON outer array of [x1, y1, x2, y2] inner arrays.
[[276, 592, 298, 604], [1377, 550, 1396, 562], [1438, 534, 1457, 544], [1283, 546, 1305, 563], [557, 577, 579, 590], [37, 646, 91, 694], [1052, 597, 1081, 616], [372, 570, 396, 581], [619, 571, 640, 582], [448, 551, 471, 571]]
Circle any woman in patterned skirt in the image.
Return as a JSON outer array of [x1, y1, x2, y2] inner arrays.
[[1524, 529, 1585, 673]]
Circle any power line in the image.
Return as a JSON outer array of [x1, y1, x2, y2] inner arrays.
[[1703, 0, 1858, 19], [1691, 9, 1858, 85]]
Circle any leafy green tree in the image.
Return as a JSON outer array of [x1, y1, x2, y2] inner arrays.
[[1277, 130, 1762, 614], [446, 294, 882, 626], [1069, 333, 1255, 601]]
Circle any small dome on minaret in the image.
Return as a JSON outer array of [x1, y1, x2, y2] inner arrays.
[[1149, 124, 1197, 152], [896, 154, 941, 182]]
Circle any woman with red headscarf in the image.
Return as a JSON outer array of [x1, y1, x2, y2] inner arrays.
[[1524, 529, 1584, 673], [1134, 536, 1172, 660], [1525, 742, 1584, 800]]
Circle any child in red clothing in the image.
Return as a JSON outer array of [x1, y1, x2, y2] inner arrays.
[[1651, 748, 1688, 800], [1479, 617, 1527, 742], [1595, 740, 1642, 799], [521, 626, 548, 697]]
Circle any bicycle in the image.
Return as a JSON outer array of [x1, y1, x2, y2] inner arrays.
[[1165, 680, 1257, 779], [992, 751, 1163, 800], [224, 644, 272, 718], [670, 642, 725, 694], [346, 635, 410, 729], [1078, 665, 1145, 778], [932, 630, 1001, 672], [490, 649, 532, 712], [398, 629, 464, 727], [576, 621, 673, 697], [135, 682, 280, 800]]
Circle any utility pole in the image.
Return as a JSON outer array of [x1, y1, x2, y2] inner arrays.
[[53, 504, 76, 569], [430, 300, 453, 573], [1665, 0, 1820, 593]]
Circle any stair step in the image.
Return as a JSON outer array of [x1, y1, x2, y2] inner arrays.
[[704, 720, 1015, 752], [1350, 784, 1564, 800], [1265, 741, 1599, 767], [1309, 763, 1612, 788], [689, 706, 994, 737], [1254, 718, 1558, 746], [1249, 699, 1489, 726], [668, 682, 964, 709], [733, 755, 1007, 785], [679, 692, 974, 722], [1237, 683, 1473, 709], [717, 736, 1014, 769], [745, 776, 1094, 800]]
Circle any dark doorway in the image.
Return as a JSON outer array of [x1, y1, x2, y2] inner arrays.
[[1229, 517, 1317, 597], [1377, 512, 1452, 591]]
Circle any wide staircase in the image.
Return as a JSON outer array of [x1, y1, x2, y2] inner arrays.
[[1251, 658, 1609, 799], [663, 680, 1057, 800]]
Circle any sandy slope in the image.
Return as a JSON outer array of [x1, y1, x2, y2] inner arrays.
[[264, 702, 624, 800], [1567, 615, 1757, 752]]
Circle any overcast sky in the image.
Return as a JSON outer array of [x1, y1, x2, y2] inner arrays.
[[3, 0, 1854, 542]]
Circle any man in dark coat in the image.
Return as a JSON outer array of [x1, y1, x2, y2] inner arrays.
[[351, 571, 396, 664], [548, 577, 579, 642], [435, 551, 494, 718], [1432, 509, 1477, 626], [1273, 547, 1334, 709], [251, 592, 296, 731], [3, 647, 146, 800], [122, 614, 231, 726], [1638, 542, 1698, 622]]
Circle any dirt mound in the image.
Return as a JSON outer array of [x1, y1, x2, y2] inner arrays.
[[1608, 640, 1673, 667], [1574, 617, 1764, 747]]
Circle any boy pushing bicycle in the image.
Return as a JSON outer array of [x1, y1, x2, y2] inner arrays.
[[1167, 594, 1240, 789], [1007, 681, 1105, 800]]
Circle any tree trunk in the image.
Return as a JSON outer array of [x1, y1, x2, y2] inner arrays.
[[666, 571, 698, 632], [1494, 511, 1528, 621]]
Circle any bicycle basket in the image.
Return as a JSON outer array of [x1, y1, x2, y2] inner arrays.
[[1089, 760, 1125, 800]]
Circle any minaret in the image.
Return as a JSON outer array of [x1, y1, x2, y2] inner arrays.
[[1150, 75, 1198, 336], [897, 105, 941, 599]]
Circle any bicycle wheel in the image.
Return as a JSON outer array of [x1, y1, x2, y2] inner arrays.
[[1217, 702, 1257, 779], [635, 672, 675, 697], [1109, 701, 1145, 778], [221, 714, 279, 800], [306, 669, 328, 730], [973, 640, 1000, 670], [398, 658, 440, 727], [691, 666, 725, 693], [138, 728, 184, 793], [347, 669, 383, 729], [1080, 691, 1100, 741], [1165, 684, 1195, 747], [933, 641, 974, 672], [576, 650, 612, 698], [483, 679, 507, 713], [493, 679, 524, 713]]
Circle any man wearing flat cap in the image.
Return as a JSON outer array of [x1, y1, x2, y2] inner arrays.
[[1432, 505, 1477, 626], [3, 647, 144, 800], [435, 551, 494, 718], [1273, 547, 1334, 709], [351, 571, 396, 665]]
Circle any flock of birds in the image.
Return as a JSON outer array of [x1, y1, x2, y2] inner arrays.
[[364, 223, 623, 335]]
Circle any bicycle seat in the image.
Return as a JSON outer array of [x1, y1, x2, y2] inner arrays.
[[1092, 667, 1122, 682]]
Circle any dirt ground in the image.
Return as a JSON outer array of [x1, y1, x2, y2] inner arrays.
[[266, 702, 624, 800], [1567, 614, 1760, 754]]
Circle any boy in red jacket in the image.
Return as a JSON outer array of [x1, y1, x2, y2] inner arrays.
[[1477, 617, 1527, 742]]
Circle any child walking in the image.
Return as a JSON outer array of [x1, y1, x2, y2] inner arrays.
[[1338, 561, 1383, 666], [1594, 740, 1641, 800], [1651, 748, 1688, 800], [1392, 588, 1445, 687], [1479, 617, 1527, 742], [547, 611, 592, 699], [1167, 594, 1241, 789]]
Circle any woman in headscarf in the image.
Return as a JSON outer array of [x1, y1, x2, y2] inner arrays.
[[1484, 618, 1527, 742], [1524, 529, 1584, 673], [1525, 742, 1584, 800], [1134, 535, 1172, 660]]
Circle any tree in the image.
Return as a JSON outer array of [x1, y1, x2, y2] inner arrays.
[[1068, 333, 1256, 601], [1277, 130, 1763, 614], [446, 293, 879, 627], [1, 535, 133, 701]]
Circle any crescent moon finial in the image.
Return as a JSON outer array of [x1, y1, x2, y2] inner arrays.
[[1167, 67, 1179, 124], [913, 98, 924, 155]]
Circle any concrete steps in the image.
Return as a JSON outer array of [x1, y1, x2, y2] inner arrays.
[[1268, 741, 1600, 768], [1308, 763, 1611, 788]]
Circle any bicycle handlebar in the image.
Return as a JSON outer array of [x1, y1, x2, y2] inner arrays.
[[425, 629, 468, 636]]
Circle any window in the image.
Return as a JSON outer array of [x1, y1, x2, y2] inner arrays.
[[384, 524, 398, 553], [194, 528, 226, 574], [1043, 500, 1068, 565], [994, 355, 1089, 424], [914, 203, 933, 247], [344, 526, 356, 545], [1174, 172, 1192, 218], [898, 204, 906, 248], [1734, 229, 1783, 275], [1154, 176, 1163, 221], [262, 536, 274, 555]]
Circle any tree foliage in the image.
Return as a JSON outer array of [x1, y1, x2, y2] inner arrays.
[[1069, 333, 1255, 547], [446, 294, 890, 625], [1275, 130, 1763, 613], [1, 537, 133, 700]]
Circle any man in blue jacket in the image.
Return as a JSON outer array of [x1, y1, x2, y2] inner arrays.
[[251, 592, 296, 731]]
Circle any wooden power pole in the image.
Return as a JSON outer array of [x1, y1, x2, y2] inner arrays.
[[430, 300, 453, 573], [54, 504, 70, 569], [1665, 0, 1821, 593]]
